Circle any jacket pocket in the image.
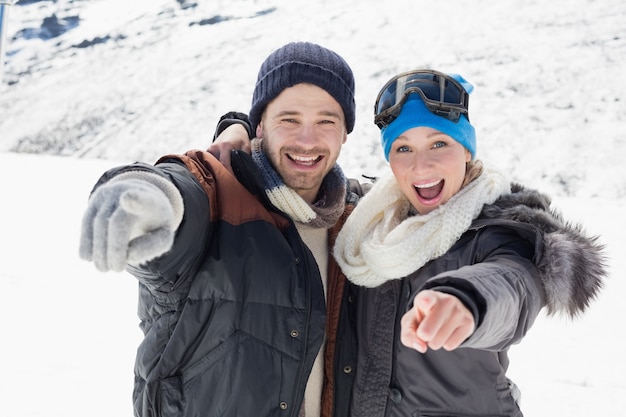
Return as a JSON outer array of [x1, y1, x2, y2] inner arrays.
[[159, 330, 295, 417], [183, 331, 251, 385]]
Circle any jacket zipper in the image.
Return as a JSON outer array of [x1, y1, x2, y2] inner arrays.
[[290, 226, 313, 417]]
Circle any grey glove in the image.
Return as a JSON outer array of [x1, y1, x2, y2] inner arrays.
[[79, 174, 183, 272]]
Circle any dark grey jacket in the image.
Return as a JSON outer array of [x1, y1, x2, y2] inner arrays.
[[350, 184, 606, 417], [94, 150, 359, 417]]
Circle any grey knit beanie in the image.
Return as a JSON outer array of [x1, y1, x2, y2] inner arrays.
[[249, 42, 356, 133]]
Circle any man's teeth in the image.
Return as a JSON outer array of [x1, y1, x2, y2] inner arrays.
[[290, 155, 319, 164]]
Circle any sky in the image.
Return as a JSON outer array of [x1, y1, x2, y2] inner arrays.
[[1, 0, 625, 416]]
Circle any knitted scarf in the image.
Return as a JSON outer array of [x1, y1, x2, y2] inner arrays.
[[333, 167, 511, 288], [251, 138, 347, 228]]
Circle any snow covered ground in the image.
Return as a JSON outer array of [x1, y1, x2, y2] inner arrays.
[[1, 0, 624, 416]]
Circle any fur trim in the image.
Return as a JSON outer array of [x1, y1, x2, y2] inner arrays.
[[481, 183, 607, 317]]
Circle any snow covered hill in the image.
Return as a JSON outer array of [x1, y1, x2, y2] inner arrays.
[[2, 0, 625, 199]]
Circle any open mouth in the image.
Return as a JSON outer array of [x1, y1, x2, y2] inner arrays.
[[287, 154, 323, 166], [414, 179, 444, 200]]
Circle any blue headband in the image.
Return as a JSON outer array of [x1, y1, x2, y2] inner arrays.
[[380, 90, 476, 161]]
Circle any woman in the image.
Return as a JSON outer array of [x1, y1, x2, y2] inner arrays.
[[332, 69, 606, 417]]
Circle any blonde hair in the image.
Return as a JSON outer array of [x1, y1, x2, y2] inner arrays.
[[461, 159, 484, 189]]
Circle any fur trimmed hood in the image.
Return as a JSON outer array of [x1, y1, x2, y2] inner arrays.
[[481, 183, 607, 317]]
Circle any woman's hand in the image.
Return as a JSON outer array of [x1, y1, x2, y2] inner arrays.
[[400, 290, 475, 353], [207, 123, 252, 173]]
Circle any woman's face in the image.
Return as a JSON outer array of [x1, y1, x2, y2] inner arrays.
[[389, 126, 471, 215]]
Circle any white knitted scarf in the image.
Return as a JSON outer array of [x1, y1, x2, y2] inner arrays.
[[333, 167, 511, 288]]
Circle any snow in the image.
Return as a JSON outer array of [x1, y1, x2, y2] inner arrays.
[[1, 0, 624, 416]]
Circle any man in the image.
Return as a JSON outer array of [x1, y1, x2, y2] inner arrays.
[[79, 42, 361, 417]]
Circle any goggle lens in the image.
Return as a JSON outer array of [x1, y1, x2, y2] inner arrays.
[[374, 70, 470, 129]]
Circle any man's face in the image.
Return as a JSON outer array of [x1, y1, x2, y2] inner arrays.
[[257, 83, 348, 204]]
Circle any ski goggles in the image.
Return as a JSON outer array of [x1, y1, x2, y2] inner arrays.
[[374, 69, 470, 129]]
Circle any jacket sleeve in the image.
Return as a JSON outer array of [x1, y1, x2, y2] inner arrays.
[[96, 160, 212, 297], [422, 226, 544, 351]]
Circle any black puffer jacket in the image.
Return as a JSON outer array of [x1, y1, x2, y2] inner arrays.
[[349, 184, 606, 417], [93, 150, 359, 417]]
